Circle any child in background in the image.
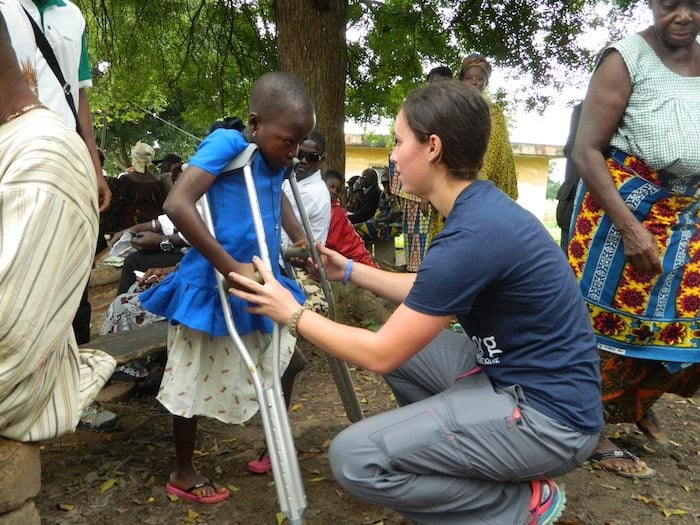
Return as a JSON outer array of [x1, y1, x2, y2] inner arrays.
[[323, 170, 379, 268], [140, 72, 315, 504]]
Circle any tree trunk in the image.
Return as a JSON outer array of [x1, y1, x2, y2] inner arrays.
[[276, 0, 347, 177]]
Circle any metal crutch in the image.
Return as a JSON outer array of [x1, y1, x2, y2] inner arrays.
[[198, 144, 306, 525], [284, 166, 364, 423]]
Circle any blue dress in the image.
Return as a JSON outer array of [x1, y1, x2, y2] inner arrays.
[[140, 129, 305, 337]]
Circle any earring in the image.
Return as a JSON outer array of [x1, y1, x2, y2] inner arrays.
[[253, 130, 257, 138]]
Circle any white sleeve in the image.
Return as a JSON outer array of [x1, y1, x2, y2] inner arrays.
[[158, 213, 176, 236]]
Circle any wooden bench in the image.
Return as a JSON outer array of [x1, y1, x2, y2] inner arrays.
[[80, 322, 168, 366], [80, 320, 364, 422]]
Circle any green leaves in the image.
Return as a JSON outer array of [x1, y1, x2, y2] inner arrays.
[[77, 0, 642, 162]]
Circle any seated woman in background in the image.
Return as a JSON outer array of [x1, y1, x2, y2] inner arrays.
[[323, 170, 379, 268], [110, 213, 188, 295], [355, 170, 402, 247], [344, 174, 363, 212], [102, 141, 169, 234]]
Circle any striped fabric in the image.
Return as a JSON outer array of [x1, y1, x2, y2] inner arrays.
[[0, 108, 115, 442]]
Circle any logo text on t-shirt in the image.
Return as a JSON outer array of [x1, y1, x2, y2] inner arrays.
[[472, 335, 503, 365]]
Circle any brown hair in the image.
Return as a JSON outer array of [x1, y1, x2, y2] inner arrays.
[[401, 80, 491, 180]]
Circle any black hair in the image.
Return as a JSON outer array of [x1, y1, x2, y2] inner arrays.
[[155, 153, 182, 164], [307, 130, 326, 155], [427, 66, 453, 83], [208, 116, 245, 134], [250, 72, 314, 123], [401, 80, 491, 180], [323, 169, 344, 184], [361, 168, 378, 184]]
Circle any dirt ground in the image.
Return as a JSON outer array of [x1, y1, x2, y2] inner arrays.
[[35, 279, 700, 525]]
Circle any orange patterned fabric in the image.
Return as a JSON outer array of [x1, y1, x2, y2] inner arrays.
[[599, 352, 699, 423], [568, 151, 700, 363]]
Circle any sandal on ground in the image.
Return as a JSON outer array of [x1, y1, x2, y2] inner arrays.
[[246, 452, 272, 475], [528, 479, 566, 525], [588, 449, 656, 479], [165, 480, 230, 504], [636, 409, 670, 445]]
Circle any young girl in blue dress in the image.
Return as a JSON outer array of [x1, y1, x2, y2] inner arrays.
[[140, 72, 315, 504]]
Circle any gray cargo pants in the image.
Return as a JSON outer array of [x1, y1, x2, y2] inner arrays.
[[329, 329, 598, 524]]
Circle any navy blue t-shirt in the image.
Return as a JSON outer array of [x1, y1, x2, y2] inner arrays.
[[405, 180, 603, 434]]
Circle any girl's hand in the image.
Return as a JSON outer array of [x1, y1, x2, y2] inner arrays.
[[225, 261, 258, 291], [283, 239, 311, 267], [621, 222, 662, 275], [228, 256, 301, 325]]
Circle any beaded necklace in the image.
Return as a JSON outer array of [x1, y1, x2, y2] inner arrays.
[[0, 103, 44, 127]]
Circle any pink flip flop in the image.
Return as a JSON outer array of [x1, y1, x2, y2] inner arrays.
[[165, 480, 230, 504]]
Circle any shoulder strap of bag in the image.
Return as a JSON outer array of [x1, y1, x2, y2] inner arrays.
[[22, 6, 82, 136]]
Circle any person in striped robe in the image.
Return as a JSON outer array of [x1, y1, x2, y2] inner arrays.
[[0, 6, 115, 442]]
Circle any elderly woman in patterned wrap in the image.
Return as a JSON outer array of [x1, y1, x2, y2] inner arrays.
[[570, 0, 700, 478], [458, 53, 518, 200]]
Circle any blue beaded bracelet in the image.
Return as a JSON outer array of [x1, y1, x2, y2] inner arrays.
[[342, 259, 354, 285]]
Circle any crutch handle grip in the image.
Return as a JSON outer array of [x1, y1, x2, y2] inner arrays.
[[282, 246, 311, 262]]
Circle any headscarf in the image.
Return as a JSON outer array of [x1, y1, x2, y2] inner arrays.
[[130, 141, 155, 172], [459, 53, 492, 82]]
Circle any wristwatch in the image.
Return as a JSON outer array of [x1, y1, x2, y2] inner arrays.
[[159, 237, 175, 252]]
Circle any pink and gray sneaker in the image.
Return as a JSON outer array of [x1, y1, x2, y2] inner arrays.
[[528, 479, 566, 525]]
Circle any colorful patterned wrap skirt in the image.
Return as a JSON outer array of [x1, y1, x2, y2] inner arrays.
[[568, 149, 700, 422]]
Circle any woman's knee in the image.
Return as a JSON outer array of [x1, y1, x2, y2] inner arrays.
[[329, 424, 376, 491]]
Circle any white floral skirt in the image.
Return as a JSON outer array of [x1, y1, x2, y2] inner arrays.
[[157, 324, 296, 424]]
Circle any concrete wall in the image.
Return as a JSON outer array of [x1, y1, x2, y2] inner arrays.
[[514, 154, 552, 221]]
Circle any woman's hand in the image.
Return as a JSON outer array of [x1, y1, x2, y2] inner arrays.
[[621, 222, 662, 275], [309, 243, 347, 282], [130, 231, 163, 253], [228, 257, 301, 325]]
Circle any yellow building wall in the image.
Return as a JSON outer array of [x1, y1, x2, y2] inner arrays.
[[345, 145, 391, 178], [345, 145, 553, 221], [514, 155, 551, 221]]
